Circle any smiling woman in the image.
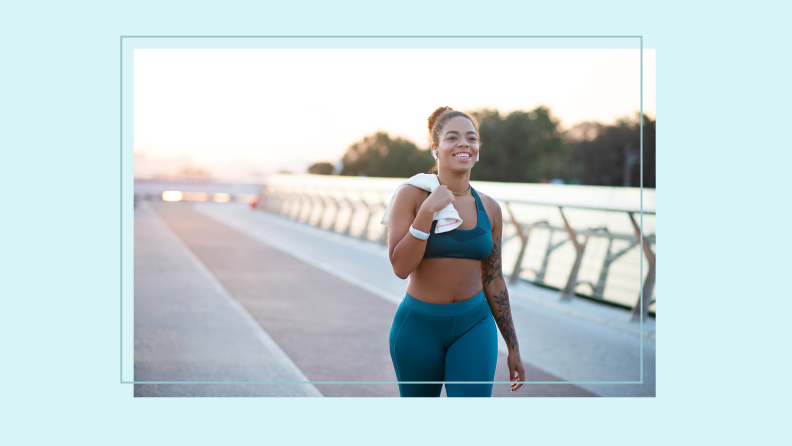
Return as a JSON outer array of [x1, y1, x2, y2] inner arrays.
[[428, 106, 482, 174], [384, 106, 525, 397]]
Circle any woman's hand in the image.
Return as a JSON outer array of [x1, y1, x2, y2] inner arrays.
[[420, 185, 455, 215], [387, 186, 437, 279], [508, 351, 525, 392]]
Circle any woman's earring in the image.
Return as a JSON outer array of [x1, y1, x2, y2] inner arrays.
[[476, 152, 479, 161], [432, 150, 438, 160]]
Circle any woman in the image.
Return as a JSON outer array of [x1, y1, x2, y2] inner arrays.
[[386, 106, 525, 397]]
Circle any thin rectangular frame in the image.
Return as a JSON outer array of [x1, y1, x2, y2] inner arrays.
[[121, 35, 646, 385]]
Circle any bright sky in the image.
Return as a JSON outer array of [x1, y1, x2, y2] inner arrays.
[[134, 49, 655, 180]]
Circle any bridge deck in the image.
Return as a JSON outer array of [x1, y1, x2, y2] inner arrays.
[[134, 201, 655, 397]]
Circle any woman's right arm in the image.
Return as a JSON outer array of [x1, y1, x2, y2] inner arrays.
[[387, 185, 454, 279]]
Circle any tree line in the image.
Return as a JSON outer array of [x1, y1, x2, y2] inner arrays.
[[308, 106, 656, 188]]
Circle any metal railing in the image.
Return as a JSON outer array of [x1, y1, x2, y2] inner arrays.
[[256, 178, 656, 322]]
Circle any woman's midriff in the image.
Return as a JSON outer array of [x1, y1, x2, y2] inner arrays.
[[405, 258, 483, 305]]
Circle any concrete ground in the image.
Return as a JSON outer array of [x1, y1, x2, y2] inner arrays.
[[134, 201, 655, 397]]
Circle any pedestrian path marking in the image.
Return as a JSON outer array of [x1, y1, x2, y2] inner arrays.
[[146, 205, 323, 395]]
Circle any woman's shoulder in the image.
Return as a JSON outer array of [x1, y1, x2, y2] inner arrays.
[[474, 189, 502, 227], [392, 184, 428, 210], [475, 189, 501, 214], [395, 183, 429, 199]]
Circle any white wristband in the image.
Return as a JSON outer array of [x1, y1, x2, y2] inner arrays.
[[409, 225, 430, 240]]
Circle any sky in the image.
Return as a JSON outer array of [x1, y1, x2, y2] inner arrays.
[[134, 49, 656, 181]]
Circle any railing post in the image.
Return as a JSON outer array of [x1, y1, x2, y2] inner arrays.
[[358, 193, 376, 241], [536, 228, 567, 284], [292, 191, 305, 220], [593, 235, 614, 298], [298, 192, 308, 221], [505, 202, 545, 285], [592, 235, 639, 299], [315, 194, 328, 228], [558, 208, 603, 302], [328, 194, 344, 232], [558, 207, 582, 301], [294, 190, 308, 221], [342, 196, 356, 236], [628, 212, 656, 322], [302, 191, 314, 222]]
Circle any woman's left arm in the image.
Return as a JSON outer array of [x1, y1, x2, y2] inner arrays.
[[481, 200, 525, 392]]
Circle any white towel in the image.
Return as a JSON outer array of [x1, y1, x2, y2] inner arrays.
[[380, 173, 463, 233]]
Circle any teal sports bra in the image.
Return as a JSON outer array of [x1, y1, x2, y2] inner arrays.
[[423, 187, 493, 260]]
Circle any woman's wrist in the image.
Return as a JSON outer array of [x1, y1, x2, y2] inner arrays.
[[409, 225, 429, 240], [412, 206, 434, 233]]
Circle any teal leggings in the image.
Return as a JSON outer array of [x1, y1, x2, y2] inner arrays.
[[388, 290, 498, 397]]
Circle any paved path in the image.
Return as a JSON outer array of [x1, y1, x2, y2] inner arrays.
[[134, 203, 321, 397], [135, 201, 655, 397]]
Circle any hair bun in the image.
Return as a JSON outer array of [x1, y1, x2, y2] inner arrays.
[[428, 106, 454, 133]]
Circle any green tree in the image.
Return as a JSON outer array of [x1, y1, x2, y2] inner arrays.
[[340, 132, 434, 178], [565, 114, 656, 188], [307, 162, 334, 175], [313, 108, 655, 187], [469, 107, 568, 183]]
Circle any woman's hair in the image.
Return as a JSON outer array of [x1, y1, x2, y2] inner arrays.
[[427, 106, 480, 174]]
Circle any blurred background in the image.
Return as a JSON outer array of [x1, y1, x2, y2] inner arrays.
[[134, 48, 655, 185], [133, 48, 656, 397]]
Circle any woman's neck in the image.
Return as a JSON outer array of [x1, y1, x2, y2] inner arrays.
[[436, 170, 470, 194]]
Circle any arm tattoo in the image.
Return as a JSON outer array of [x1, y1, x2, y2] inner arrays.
[[483, 232, 519, 353], [492, 289, 518, 351], [481, 235, 503, 286]]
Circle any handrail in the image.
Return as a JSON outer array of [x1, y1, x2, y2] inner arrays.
[[256, 180, 656, 322]]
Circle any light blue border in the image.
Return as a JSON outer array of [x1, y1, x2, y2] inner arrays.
[[10, 0, 792, 441], [121, 36, 646, 386], [121, 35, 641, 49], [640, 36, 644, 382]]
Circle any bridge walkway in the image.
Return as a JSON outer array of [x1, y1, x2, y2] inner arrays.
[[134, 201, 655, 397]]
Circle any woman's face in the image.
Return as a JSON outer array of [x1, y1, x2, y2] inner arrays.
[[434, 116, 479, 172]]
